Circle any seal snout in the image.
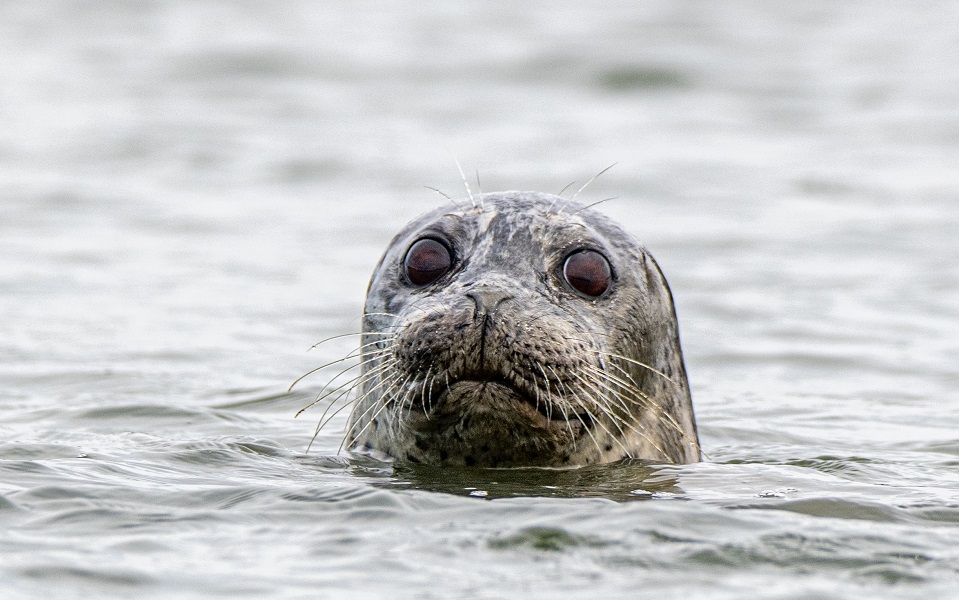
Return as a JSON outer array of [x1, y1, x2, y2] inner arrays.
[[465, 285, 514, 375], [466, 287, 513, 320]]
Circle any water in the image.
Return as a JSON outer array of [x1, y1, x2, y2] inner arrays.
[[2, 1, 958, 598]]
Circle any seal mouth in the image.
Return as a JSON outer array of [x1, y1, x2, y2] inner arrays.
[[417, 374, 579, 424]]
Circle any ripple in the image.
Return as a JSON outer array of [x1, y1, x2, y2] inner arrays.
[[3, 0, 959, 597], [596, 66, 691, 91], [75, 404, 219, 423], [18, 565, 155, 588], [736, 497, 911, 523], [384, 460, 681, 501], [489, 526, 611, 552]]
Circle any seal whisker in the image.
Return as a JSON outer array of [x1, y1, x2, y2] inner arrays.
[[555, 180, 577, 199], [547, 365, 608, 458], [540, 333, 693, 461], [530, 369, 551, 421], [573, 371, 671, 460], [307, 385, 370, 453], [313, 386, 365, 436], [549, 375, 585, 451], [425, 370, 437, 416], [289, 337, 393, 392], [574, 367, 639, 415], [561, 367, 639, 459], [344, 368, 404, 430], [568, 373, 637, 459], [400, 374, 420, 424], [568, 197, 618, 217], [396, 372, 424, 437], [418, 366, 433, 419], [308, 359, 401, 444], [424, 185, 463, 209], [308, 330, 395, 352], [547, 184, 573, 212], [559, 163, 617, 212], [294, 347, 393, 414], [581, 362, 692, 449], [364, 308, 449, 325], [557, 402, 577, 451], [305, 422, 325, 454], [307, 365, 392, 453], [302, 356, 397, 423], [296, 366, 366, 421], [563, 398, 603, 457], [581, 363, 661, 412], [295, 364, 383, 428], [587, 361, 680, 428], [365, 303, 450, 324], [534, 362, 558, 413], [601, 361, 673, 416], [593, 350, 676, 384], [343, 373, 406, 452], [529, 370, 543, 417], [584, 363, 700, 455], [535, 362, 576, 444], [451, 154, 477, 209]]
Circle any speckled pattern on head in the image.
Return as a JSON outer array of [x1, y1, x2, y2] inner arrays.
[[346, 191, 700, 467]]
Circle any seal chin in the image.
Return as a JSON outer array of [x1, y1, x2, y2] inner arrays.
[[400, 379, 580, 467]]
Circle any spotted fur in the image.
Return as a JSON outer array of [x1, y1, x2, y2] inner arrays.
[[305, 191, 700, 467]]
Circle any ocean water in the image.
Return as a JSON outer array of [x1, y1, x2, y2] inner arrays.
[[2, 1, 958, 598]]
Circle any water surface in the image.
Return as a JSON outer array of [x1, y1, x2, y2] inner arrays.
[[2, 1, 958, 598]]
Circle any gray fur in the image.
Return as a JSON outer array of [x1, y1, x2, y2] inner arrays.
[[346, 191, 699, 467]]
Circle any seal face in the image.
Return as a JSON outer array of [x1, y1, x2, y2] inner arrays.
[[346, 191, 699, 467]]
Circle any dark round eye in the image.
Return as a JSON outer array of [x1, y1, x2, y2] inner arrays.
[[563, 250, 612, 297], [404, 238, 452, 286]]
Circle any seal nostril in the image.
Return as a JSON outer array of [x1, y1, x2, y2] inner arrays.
[[466, 288, 513, 318]]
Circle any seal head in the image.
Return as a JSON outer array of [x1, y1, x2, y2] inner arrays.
[[346, 191, 699, 467]]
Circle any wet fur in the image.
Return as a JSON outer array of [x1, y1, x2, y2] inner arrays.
[[299, 191, 700, 467]]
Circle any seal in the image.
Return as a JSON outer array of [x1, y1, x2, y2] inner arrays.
[[342, 190, 699, 467]]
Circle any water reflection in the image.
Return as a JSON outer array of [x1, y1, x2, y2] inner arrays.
[[384, 459, 682, 501]]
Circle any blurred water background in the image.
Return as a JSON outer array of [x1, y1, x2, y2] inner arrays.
[[2, 1, 958, 598]]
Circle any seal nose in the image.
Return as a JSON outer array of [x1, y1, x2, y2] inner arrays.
[[466, 288, 512, 319]]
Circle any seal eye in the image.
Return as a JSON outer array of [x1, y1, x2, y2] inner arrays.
[[404, 238, 452, 286], [563, 250, 612, 297]]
